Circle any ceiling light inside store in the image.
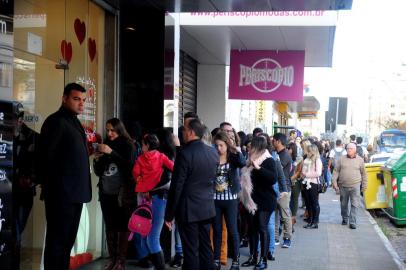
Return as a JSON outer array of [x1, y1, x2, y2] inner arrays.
[[125, 26, 136, 31]]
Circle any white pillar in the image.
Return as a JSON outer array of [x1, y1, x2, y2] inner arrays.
[[172, 13, 180, 135], [197, 65, 226, 131]]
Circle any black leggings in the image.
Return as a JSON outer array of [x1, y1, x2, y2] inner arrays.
[[302, 182, 311, 215], [213, 199, 239, 261], [247, 210, 272, 258], [305, 183, 320, 223], [99, 192, 130, 232]]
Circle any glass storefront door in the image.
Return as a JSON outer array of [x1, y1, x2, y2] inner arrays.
[[12, 0, 114, 268]]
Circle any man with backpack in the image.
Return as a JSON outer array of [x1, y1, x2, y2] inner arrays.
[[328, 139, 347, 173], [349, 134, 356, 144], [356, 137, 368, 162], [272, 133, 293, 249]]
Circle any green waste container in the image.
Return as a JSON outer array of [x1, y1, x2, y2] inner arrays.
[[364, 163, 388, 209], [382, 151, 406, 225]]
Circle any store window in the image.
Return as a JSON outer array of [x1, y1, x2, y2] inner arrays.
[[12, 0, 116, 268]]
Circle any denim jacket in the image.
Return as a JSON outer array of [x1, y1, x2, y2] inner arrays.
[[227, 151, 246, 194], [271, 151, 288, 193]]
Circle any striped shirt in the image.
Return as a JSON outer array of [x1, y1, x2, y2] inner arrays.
[[214, 163, 237, 200]]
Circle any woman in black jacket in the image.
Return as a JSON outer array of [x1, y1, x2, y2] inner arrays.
[[241, 136, 277, 270], [212, 131, 246, 270], [93, 118, 135, 270]]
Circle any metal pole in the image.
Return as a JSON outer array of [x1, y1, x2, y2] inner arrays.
[[335, 98, 340, 133]]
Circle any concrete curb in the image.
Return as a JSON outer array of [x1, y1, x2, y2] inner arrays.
[[364, 209, 406, 270]]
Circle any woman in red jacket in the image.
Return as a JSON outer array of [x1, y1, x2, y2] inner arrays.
[[132, 134, 174, 269]]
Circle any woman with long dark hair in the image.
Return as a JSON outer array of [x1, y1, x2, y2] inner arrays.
[[240, 136, 277, 270], [212, 131, 246, 270], [93, 118, 135, 270]]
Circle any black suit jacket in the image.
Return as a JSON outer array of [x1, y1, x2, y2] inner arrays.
[[39, 106, 91, 203], [165, 139, 219, 223]]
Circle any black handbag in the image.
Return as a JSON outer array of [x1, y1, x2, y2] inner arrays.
[[317, 176, 327, 194]]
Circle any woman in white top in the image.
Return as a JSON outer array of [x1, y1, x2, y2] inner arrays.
[[301, 144, 322, 229]]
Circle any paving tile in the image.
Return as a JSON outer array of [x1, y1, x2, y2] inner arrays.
[[79, 188, 401, 270]]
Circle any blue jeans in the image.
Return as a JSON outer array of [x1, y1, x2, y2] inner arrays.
[[174, 223, 183, 255], [15, 202, 33, 243], [324, 169, 332, 186], [268, 211, 276, 253], [134, 195, 166, 258]]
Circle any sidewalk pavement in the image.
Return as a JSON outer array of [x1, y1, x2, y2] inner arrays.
[[255, 188, 402, 270], [80, 188, 402, 270]]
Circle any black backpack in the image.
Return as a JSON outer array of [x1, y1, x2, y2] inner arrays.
[[356, 145, 364, 158], [332, 148, 345, 169]]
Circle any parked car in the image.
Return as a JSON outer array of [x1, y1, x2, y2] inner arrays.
[[369, 153, 392, 164]]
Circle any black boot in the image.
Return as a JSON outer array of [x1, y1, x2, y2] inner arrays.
[[103, 232, 117, 270], [214, 259, 221, 270], [112, 232, 129, 270], [254, 257, 267, 270], [241, 254, 257, 267], [267, 251, 275, 261], [310, 223, 319, 229], [229, 259, 240, 270], [303, 217, 310, 223], [303, 222, 313, 229], [150, 251, 166, 270], [239, 238, 248, 248], [169, 253, 183, 268], [213, 260, 221, 270], [134, 257, 152, 268]]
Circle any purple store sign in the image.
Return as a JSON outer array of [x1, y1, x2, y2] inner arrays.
[[229, 50, 305, 101], [164, 50, 174, 100]]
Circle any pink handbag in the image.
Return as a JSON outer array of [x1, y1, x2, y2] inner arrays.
[[128, 198, 153, 240]]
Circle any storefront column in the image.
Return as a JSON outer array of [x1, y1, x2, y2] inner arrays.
[[197, 65, 226, 130], [171, 13, 180, 134]]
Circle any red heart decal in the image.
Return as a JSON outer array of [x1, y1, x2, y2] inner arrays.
[[88, 38, 96, 62], [74, 18, 86, 45], [60, 40, 72, 64]]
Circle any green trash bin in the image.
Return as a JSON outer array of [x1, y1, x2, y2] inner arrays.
[[382, 151, 406, 225]]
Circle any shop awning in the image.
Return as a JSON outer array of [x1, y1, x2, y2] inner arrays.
[[148, 0, 352, 12], [287, 96, 321, 113]]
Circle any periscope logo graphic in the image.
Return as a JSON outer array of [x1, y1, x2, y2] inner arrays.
[[239, 58, 294, 93]]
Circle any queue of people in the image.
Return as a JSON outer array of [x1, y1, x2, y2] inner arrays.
[[12, 82, 367, 270]]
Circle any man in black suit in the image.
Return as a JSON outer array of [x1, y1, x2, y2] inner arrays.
[[165, 118, 219, 270], [39, 83, 92, 270], [177, 112, 198, 146]]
